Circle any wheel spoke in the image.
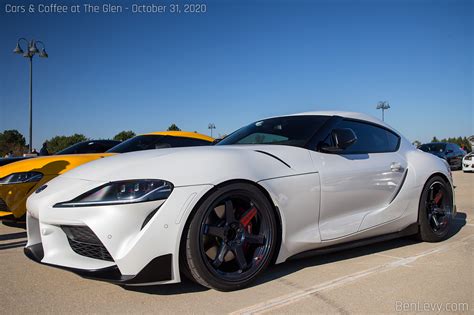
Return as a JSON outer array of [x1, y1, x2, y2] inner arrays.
[[232, 245, 247, 270], [224, 200, 235, 224], [432, 207, 445, 216], [240, 206, 258, 227], [431, 214, 440, 229], [204, 224, 226, 239], [244, 231, 265, 245], [212, 244, 229, 268]]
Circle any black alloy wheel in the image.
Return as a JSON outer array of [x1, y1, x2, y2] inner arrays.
[[184, 183, 277, 291], [417, 176, 453, 242]]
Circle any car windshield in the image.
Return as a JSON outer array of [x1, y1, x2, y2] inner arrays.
[[419, 143, 446, 153], [218, 116, 330, 148], [56, 141, 118, 155], [107, 135, 210, 153]]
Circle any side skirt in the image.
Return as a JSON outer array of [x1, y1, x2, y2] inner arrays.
[[289, 223, 419, 260]]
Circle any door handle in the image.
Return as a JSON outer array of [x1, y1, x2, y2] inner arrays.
[[390, 162, 402, 172]]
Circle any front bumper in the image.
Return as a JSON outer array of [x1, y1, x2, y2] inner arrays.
[[25, 177, 213, 285], [462, 160, 473, 171], [24, 242, 172, 284]]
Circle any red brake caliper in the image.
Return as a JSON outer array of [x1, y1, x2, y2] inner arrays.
[[240, 207, 257, 257], [240, 207, 257, 227], [433, 190, 446, 226], [434, 191, 444, 205]]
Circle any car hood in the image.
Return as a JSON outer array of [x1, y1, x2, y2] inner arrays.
[[59, 145, 315, 187], [0, 153, 115, 178]]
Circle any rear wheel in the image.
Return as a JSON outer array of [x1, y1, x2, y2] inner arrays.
[[417, 176, 453, 242], [184, 183, 277, 291]]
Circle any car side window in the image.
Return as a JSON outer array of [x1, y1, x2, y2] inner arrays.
[[446, 144, 454, 153], [332, 119, 400, 154], [92, 143, 108, 153], [164, 137, 211, 147]]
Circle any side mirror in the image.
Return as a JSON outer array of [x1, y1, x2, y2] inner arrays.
[[321, 128, 357, 153]]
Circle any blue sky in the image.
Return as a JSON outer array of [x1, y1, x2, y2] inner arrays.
[[0, 0, 472, 149]]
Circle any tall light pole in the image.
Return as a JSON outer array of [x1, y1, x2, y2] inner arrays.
[[13, 38, 48, 153], [376, 101, 390, 122], [208, 123, 216, 138]]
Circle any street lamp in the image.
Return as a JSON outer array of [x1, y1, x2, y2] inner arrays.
[[376, 101, 390, 122], [208, 123, 216, 138], [13, 38, 48, 153]]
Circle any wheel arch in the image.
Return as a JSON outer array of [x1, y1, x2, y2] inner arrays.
[[177, 179, 284, 277], [417, 172, 453, 225]]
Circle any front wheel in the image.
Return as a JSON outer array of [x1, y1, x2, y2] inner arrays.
[[184, 183, 277, 291], [417, 176, 454, 242]]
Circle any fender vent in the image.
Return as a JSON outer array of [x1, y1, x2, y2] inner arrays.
[[62, 225, 113, 262]]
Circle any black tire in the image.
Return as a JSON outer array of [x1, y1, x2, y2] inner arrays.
[[184, 183, 277, 291], [417, 176, 453, 242]]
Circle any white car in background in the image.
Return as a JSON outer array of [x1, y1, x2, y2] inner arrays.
[[462, 153, 473, 172], [25, 111, 455, 291]]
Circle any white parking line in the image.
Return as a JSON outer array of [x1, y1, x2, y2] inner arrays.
[[230, 235, 474, 315]]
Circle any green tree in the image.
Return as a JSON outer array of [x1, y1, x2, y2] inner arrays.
[[167, 124, 181, 131], [0, 129, 26, 156], [430, 135, 472, 152], [412, 140, 422, 147], [46, 134, 88, 154], [113, 130, 136, 141]]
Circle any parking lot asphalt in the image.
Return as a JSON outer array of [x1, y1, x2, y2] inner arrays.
[[1, 172, 472, 314]]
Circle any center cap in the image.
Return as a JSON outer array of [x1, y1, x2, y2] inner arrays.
[[227, 229, 237, 241]]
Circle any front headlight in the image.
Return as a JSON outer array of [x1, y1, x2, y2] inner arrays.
[[54, 179, 173, 207], [0, 172, 43, 184]]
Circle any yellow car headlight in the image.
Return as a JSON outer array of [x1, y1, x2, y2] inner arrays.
[[0, 172, 43, 185]]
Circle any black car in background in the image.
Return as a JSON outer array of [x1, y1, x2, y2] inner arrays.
[[54, 140, 120, 154], [418, 142, 466, 170], [0, 140, 121, 167]]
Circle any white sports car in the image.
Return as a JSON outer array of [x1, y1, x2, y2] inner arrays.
[[462, 153, 473, 172], [25, 111, 455, 291]]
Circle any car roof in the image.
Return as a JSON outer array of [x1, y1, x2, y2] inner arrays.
[[290, 111, 386, 125], [86, 140, 120, 144], [142, 131, 214, 142]]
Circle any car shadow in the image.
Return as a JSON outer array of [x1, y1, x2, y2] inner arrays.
[[2, 220, 26, 229], [121, 277, 209, 295], [253, 211, 467, 288], [448, 211, 467, 239], [0, 231, 27, 241], [123, 212, 467, 295], [0, 231, 27, 250], [0, 240, 27, 250]]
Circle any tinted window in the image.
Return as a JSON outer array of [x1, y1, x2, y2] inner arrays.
[[107, 135, 211, 153], [56, 141, 119, 155], [419, 143, 446, 153], [218, 116, 330, 148], [332, 119, 400, 154]]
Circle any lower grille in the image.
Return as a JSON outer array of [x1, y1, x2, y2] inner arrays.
[[0, 198, 9, 212], [61, 225, 113, 262]]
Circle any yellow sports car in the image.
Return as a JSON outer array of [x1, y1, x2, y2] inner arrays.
[[0, 131, 213, 222]]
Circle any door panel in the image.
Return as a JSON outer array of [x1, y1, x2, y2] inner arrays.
[[314, 152, 407, 240]]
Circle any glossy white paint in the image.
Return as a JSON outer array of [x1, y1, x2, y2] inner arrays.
[[462, 153, 473, 172], [26, 111, 454, 285]]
